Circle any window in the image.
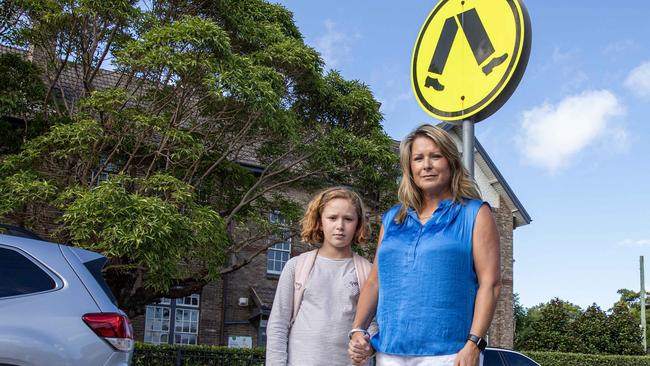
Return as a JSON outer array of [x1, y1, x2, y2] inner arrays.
[[0, 247, 56, 298], [92, 158, 120, 184], [267, 212, 291, 275], [258, 318, 268, 347], [144, 294, 200, 345]]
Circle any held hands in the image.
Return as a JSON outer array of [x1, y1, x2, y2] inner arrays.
[[348, 332, 373, 366], [453, 341, 481, 366]]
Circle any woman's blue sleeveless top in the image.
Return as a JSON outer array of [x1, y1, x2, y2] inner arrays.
[[370, 199, 484, 356]]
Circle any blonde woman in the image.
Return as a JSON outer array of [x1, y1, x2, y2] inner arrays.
[[348, 124, 501, 366]]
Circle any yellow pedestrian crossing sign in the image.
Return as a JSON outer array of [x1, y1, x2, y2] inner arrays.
[[412, 0, 531, 122]]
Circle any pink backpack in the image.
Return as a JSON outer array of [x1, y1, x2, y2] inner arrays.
[[291, 249, 372, 323]]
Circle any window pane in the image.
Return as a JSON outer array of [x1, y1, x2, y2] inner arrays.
[[0, 248, 56, 297]]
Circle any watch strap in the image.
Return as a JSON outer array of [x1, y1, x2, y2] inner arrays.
[[467, 334, 487, 351]]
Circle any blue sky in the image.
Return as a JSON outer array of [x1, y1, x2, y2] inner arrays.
[[275, 0, 650, 310]]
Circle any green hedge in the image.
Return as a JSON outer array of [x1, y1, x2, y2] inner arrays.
[[134, 342, 265, 354], [523, 351, 650, 366], [133, 342, 265, 366], [134, 344, 650, 366]]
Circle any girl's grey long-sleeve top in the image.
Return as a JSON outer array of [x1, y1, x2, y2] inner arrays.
[[265, 255, 372, 366]]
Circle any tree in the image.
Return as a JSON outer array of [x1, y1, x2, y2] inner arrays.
[[515, 298, 581, 352], [513, 293, 530, 348], [615, 288, 649, 347], [0, 0, 399, 316], [607, 301, 644, 355], [569, 304, 609, 354], [0, 53, 47, 154], [514, 295, 645, 355]]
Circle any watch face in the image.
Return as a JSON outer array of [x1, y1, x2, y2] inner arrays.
[[478, 338, 487, 350]]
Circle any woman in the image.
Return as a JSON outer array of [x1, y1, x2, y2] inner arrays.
[[348, 124, 501, 366]]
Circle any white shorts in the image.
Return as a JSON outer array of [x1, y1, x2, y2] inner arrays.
[[376, 352, 484, 366]]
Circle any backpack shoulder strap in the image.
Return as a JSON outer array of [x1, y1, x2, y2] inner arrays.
[[352, 253, 372, 290], [291, 249, 318, 323]]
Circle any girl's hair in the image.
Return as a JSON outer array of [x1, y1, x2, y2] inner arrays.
[[301, 187, 370, 245], [395, 124, 481, 223]]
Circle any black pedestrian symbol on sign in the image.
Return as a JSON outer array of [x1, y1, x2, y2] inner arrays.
[[425, 8, 508, 91]]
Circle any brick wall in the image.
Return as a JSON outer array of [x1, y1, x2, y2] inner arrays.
[[199, 281, 224, 345], [489, 196, 515, 348], [222, 231, 313, 347]]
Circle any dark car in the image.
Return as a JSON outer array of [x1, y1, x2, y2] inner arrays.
[[484, 347, 540, 366]]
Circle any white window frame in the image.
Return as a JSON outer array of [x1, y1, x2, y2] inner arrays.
[[144, 294, 200, 346], [266, 211, 292, 275]]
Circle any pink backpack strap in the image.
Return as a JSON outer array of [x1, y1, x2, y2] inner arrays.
[[352, 253, 372, 289], [291, 249, 318, 324]]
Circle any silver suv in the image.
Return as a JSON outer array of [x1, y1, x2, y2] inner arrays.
[[0, 227, 133, 366]]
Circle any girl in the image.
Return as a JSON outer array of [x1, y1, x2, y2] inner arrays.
[[266, 187, 374, 366]]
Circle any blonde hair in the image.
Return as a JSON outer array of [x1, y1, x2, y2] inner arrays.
[[301, 187, 370, 245], [395, 124, 481, 223]]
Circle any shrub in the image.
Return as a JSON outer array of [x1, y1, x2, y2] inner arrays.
[[524, 351, 650, 366]]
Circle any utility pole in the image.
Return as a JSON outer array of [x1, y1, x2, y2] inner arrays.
[[642, 256, 647, 353]]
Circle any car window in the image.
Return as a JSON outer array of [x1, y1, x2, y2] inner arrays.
[[483, 349, 504, 366], [83, 257, 118, 305], [0, 247, 56, 297], [502, 351, 536, 366]]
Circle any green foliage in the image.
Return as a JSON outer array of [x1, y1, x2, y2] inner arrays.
[[524, 351, 650, 366], [58, 176, 228, 292], [516, 297, 643, 355], [608, 302, 644, 355], [616, 288, 650, 341], [117, 15, 231, 75], [569, 304, 609, 354], [0, 53, 47, 153], [133, 342, 264, 366], [0, 170, 57, 216], [517, 298, 581, 352]]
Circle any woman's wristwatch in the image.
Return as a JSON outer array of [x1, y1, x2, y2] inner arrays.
[[467, 334, 487, 351], [348, 328, 370, 339]]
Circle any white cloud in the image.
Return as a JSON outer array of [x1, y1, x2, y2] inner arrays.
[[604, 126, 629, 152], [624, 61, 650, 99], [617, 239, 650, 247], [516, 90, 625, 172], [603, 40, 636, 57], [552, 46, 577, 64], [315, 20, 358, 69]]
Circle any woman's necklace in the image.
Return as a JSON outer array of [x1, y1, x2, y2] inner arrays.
[[418, 212, 432, 223]]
